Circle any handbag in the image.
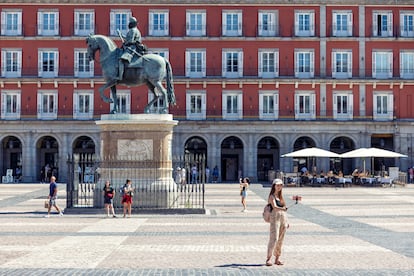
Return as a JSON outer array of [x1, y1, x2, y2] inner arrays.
[[262, 203, 272, 223], [44, 200, 50, 209], [107, 193, 113, 198]]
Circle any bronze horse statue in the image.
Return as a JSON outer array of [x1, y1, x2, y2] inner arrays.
[[86, 34, 175, 114]]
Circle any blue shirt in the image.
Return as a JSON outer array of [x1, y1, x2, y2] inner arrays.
[[49, 182, 57, 197]]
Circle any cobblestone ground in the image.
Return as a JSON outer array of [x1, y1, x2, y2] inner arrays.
[[0, 183, 413, 275]]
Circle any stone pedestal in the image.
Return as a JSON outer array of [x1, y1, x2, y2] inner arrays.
[[95, 114, 178, 208]]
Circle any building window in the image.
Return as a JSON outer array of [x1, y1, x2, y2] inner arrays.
[[110, 10, 131, 36], [332, 11, 352, 36], [222, 91, 242, 120], [1, 49, 21, 77], [37, 10, 59, 36], [74, 10, 94, 36], [332, 50, 352, 78], [295, 50, 314, 78], [222, 49, 243, 78], [295, 92, 315, 120], [400, 51, 414, 79], [37, 91, 57, 120], [38, 50, 58, 78], [373, 93, 393, 121], [149, 11, 169, 36], [111, 90, 130, 114], [258, 49, 279, 78], [186, 91, 206, 120], [1, 90, 21, 120], [222, 10, 242, 36], [400, 12, 414, 37], [333, 92, 353, 120], [186, 10, 206, 36], [258, 11, 278, 37], [373, 11, 393, 37], [73, 90, 94, 120], [149, 48, 169, 60], [295, 10, 315, 37], [1, 10, 22, 36], [372, 51, 392, 79], [259, 91, 279, 120], [74, 49, 94, 78], [185, 49, 206, 77]]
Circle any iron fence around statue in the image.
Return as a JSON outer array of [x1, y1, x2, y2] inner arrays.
[[66, 154, 205, 213]]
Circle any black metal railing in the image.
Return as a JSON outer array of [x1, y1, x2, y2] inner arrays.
[[66, 154, 205, 212]]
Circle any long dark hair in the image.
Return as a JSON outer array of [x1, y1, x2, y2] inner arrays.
[[269, 183, 285, 206]]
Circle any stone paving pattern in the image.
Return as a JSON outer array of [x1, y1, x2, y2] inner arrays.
[[0, 183, 413, 275]]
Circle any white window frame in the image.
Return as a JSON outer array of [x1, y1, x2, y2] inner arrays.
[[295, 10, 315, 37], [332, 11, 352, 37], [258, 49, 279, 78], [400, 51, 414, 79], [148, 48, 169, 60], [1, 49, 22, 78], [333, 91, 353, 121], [222, 10, 242, 36], [259, 91, 279, 120], [186, 10, 206, 37], [185, 49, 206, 78], [38, 49, 59, 78], [37, 90, 58, 120], [149, 10, 169, 36], [373, 92, 393, 121], [258, 10, 278, 37], [372, 51, 393, 79], [295, 50, 314, 78], [109, 10, 131, 36], [400, 12, 414, 37], [295, 91, 316, 120], [111, 90, 131, 114], [73, 90, 94, 120], [222, 49, 243, 78], [373, 11, 393, 37], [1, 90, 21, 120], [1, 10, 22, 36], [222, 90, 242, 120], [37, 10, 59, 36], [74, 49, 94, 78], [186, 90, 206, 120], [332, 50, 352, 79], [74, 10, 95, 36]]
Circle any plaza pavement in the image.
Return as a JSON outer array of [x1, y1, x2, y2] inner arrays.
[[0, 182, 413, 276]]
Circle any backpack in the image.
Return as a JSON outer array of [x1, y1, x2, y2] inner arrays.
[[262, 203, 272, 223]]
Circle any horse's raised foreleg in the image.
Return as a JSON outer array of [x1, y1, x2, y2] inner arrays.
[[98, 80, 117, 103]]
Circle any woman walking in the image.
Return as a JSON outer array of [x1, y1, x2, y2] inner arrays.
[[239, 177, 250, 212], [266, 178, 288, 266]]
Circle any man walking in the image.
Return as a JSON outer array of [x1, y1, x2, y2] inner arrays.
[[45, 176, 63, 218]]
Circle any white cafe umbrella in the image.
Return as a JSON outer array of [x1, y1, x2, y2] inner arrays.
[[282, 147, 341, 158], [340, 147, 407, 173]]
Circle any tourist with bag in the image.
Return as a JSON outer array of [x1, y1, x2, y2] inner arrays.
[[102, 180, 116, 218], [122, 179, 134, 218], [266, 178, 288, 266]]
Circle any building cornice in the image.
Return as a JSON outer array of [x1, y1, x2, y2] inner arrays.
[[1, 0, 414, 6]]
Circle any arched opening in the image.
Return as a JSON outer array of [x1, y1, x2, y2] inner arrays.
[[1, 136, 22, 182], [330, 136, 355, 174], [292, 136, 316, 173], [73, 136, 96, 183], [37, 136, 59, 182], [221, 136, 243, 182], [257, 137, 280, 182], [184, 136, 207, 184]]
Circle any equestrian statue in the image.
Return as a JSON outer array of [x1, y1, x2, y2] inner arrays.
[[86, 17, 176, 114]]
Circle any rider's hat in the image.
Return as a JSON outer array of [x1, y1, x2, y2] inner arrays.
[[129, 17, 138, 24]]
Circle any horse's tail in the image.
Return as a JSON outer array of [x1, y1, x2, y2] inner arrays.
[[165, 59, 176, 105]]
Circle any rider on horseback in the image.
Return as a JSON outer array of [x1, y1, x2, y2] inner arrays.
[[116, 16, 147, 81]]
